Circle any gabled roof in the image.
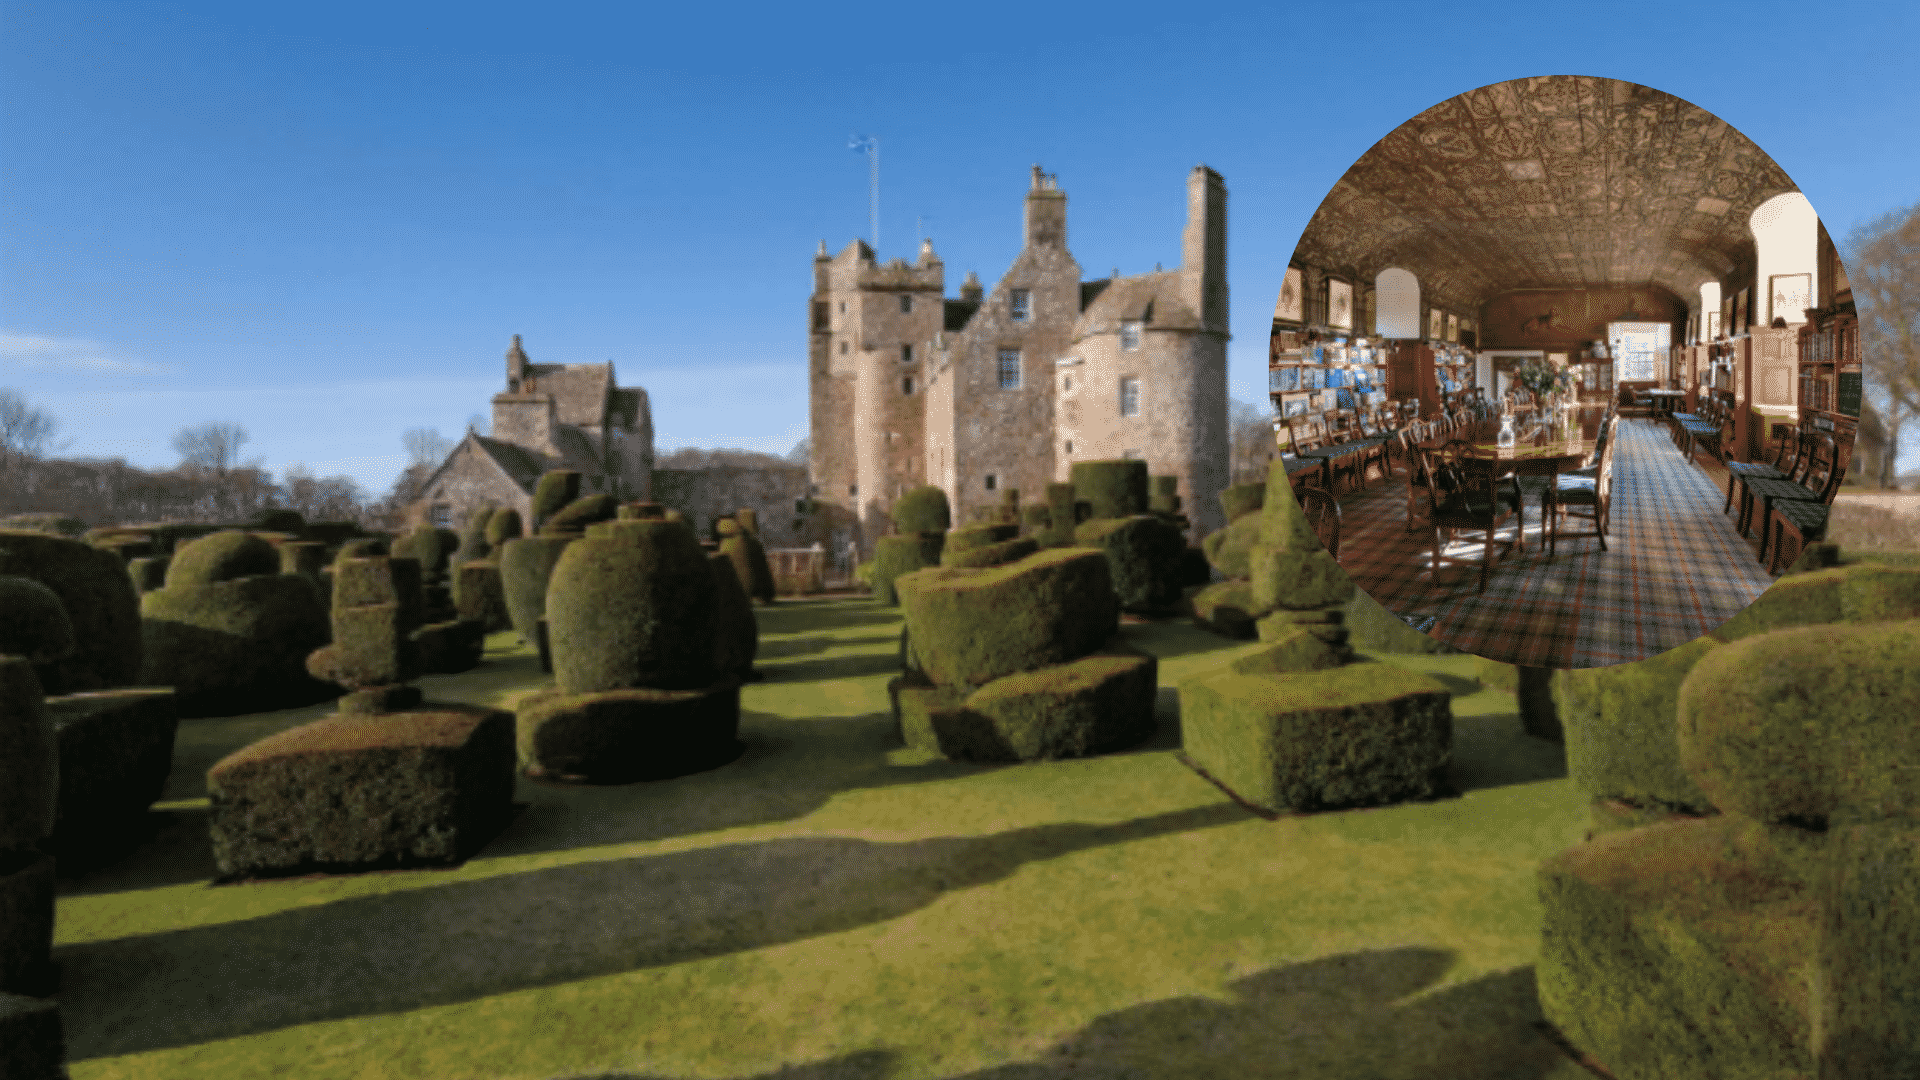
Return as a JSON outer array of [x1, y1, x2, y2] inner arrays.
[[525, 363, 615, 428], [471, 434, 552, 493], [1072, 271, 1199, 339]]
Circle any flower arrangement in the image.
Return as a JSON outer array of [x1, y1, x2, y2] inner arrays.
[[1512, 359, 1576, 399]]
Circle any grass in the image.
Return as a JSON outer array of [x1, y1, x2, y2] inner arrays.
[[53, 598, 1594, 1080]]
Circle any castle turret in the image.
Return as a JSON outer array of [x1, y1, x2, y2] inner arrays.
[[960, 271, 983, 302], [1182, 166, 1228, 335]]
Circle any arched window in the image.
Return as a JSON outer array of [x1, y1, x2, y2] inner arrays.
[[1750, 193, 1819, 326], [1374, 268, 1421, 339]]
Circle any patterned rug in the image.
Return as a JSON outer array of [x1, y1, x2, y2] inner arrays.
[[1336, 417, 1774, 668]]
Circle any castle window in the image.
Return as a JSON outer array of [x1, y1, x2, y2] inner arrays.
[[998, 349, 1022, 390], [840, 341, 849, 355], [430, 504, 452, 529], [1010, 289, 1031, 322], [985, 474, 997, 491], [902, 376, 914, 394], [901, 344, 913, 363], [1120, 377, 1142, 417], [900, 294, 913, 314], [849, 485, 858, 497], [1065, 440, 1073, 454], [839, 302, 846, 314], [1121, 321, 1142, 350], [1063, 375, 1072, 392]]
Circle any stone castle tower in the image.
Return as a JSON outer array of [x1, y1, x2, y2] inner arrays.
[[809, 166, 1228, 553]]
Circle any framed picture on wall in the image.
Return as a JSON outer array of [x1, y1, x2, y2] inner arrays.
[[1275, 266, 1305, 323], [1328, 279, 1353, 330], [1446, 313, 1459, 342], [1283, 395, 1309, 419], [1428, 308, 1444, 340], [1769, 274, 1811, 324]]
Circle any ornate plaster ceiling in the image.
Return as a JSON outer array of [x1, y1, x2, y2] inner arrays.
[[1291, 76, 1801, 314]]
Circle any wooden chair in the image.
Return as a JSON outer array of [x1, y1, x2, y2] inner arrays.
[[1298, 485, 1341, 561], [1401, 424, 1445, 530], [1508, 456, 1565, 553], [1678, 395, 1727, 463], [1420, 440, 1524, 593], [1549, 434, 1614, 558], [1723, 426, 1804, 516], [1286, 418, 1329, 491], [1764, 435, 1854, 574], [1740, 433, 1839, 567]]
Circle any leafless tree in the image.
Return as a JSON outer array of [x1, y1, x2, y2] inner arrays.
[[402, 427, 454, 469], [1848, 202, 1920, 488], [1227, 398, 1279, 484], [171, 421, 250, 475], [1, 389, 60, 464]]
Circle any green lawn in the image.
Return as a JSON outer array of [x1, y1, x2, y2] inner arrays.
[[53, 598, 1594, 1080]]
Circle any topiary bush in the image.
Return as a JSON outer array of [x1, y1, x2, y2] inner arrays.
[[0, 514, 87, 538], [498, 535, 576, 645], [892, 641, 1157, 761], [870, 534, 944, 605], [541, 494, 620, 536], [892, 486, 952, 535], [718, 523, 775, 604], [0, 529, 143, 695], [166, 530, 281, 588], [485, 508, 523, 547], [708, 550, 759, 682], [895, 548, 1117, 688], [544, 520, 718, 693], [0, 657, 58, 853], [452, 560, 511, 633], [1219, 481, 1265, 523], [1073, 515, 1186, 613], [0, 576, 74, 665], [1070, 460, 1149, 520], [454, 507, 497, 567], [532, 470, 583, 531]]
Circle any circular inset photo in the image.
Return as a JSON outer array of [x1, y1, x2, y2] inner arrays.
[[1264, 75, 1865, 670]]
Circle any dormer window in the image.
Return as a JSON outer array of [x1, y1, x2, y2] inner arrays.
[[1120, 321, 1142, 350], [1010, 289, 1031, 322]]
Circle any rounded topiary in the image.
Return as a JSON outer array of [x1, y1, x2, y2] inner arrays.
[[943, 523, 1018, 559], [943, 536, 1039, 569], [715, 518, 741, 538], [1070, 460, 1150, 520], [545, 520, 718, 693], [871, 534, 944, 605], [532, 470, 583, 530], [0, 529, 142, 694], [141, 572, 334, 716], [128, 556, 170, 594], [498, 535, 578, 645], [892, 486, 952, 536], [1074, 515, 1188, 612], [1219, 481, 1265, 523], [485, 508, 524, 547], [541, 494, 620, 536], [0, 656, 58, 849], [0, 576, 75, 664], [166, 531, 281, 589], [250, 509, 307, 534]]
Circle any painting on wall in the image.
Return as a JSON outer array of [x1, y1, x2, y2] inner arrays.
[[1275, 267, 1304, 323], [1283, 395, 1309, 419], [1428, 308, 1444, 340], [1770, 273, 1812, 325], [1328, 279, 1353, 330], [1446, 313, 1459, 342]]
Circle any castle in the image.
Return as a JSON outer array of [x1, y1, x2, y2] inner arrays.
[[808, 165, 1231, 554]]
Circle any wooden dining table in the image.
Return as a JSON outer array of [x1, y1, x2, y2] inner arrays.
[[1644, 389, 1686, 418], [1410, 405, 1606, 473]]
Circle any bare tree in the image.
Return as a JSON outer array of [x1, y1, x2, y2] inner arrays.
[[1848, 202, 1920, 488], [1227, 398, 1279, 484], [0, 389, 59, 464], [171, 421, 250, 475], [402, 427, 454, 469]]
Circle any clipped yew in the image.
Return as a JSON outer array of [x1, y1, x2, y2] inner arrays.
[[532, 470, 583, 531], [1070, 460, 1149, 520], [0, 529, 143, 694], [717, 517, 775, 604]]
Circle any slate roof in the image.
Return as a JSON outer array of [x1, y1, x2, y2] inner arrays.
[[525, 363, 614, 428], [471, 435, 552, 493], [1073, 271, 1199, 338]]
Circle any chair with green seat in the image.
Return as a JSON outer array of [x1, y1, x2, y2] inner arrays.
[[1723, 426, 1804, 516]]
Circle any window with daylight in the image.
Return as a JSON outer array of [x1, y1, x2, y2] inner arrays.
[[849, 485, 858, 496], [1064, 440, 1073, 454], [1119, 377, 1141, 417], [1120, 321, 1142, 350], [1063, 375, 1072, 391], [1010, 289, 1031, 321], [899, 294, 913, 314], [901, 344, 913, 363], [998, 349, 1022, 389], [1611, 322, 1671, 382]]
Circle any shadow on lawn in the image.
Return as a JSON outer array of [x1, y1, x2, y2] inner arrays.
[[757, 633, 898, 660], [1447, 711, 1568, 795], [550, 951, 1564, 1080], [58, 802, 1251, 1061], [755, 600, 902, 635]]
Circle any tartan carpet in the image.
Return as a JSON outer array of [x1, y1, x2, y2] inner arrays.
[[1336, 417, 1774, 668]]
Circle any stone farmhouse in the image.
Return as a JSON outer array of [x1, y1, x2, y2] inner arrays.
[[413, 335, 655, 529], [809, 165, 1230, 554]]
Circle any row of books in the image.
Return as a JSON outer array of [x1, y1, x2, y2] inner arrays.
[[1270, 367, 1379, 392], [1277, 387, 1391, 417]]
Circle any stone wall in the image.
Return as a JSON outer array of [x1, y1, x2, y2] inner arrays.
[[412, 445, 530, 531], [650, 465, 828, 546]]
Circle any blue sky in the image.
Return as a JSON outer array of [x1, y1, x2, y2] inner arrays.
[[4, 0, 1917, 501]]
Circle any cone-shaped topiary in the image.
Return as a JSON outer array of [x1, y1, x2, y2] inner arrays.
[[454, 507, 496, 567], [0, 529, 143, 695], [870, 533, 944, 605], [0, 576, 74, 665], [1071, 460, 1149, 520], [1202, 513, 1262, 578], [498, 535, 576, 645], [891, 486, 952, 535], [485, 508, 523, 547], [1248, 458, 1352, 611], [708, 550, 758, 681], [532, 470, 583, 531], [544, 520, 718, 693], [1219, 480, 1265, 523], [541, 494, 620, 536]]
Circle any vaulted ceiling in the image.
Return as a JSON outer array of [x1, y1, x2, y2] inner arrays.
[[1291, 76, 1801, 315]]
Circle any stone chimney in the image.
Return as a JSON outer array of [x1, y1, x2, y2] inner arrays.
[[1023, 165, 1066, 249]]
